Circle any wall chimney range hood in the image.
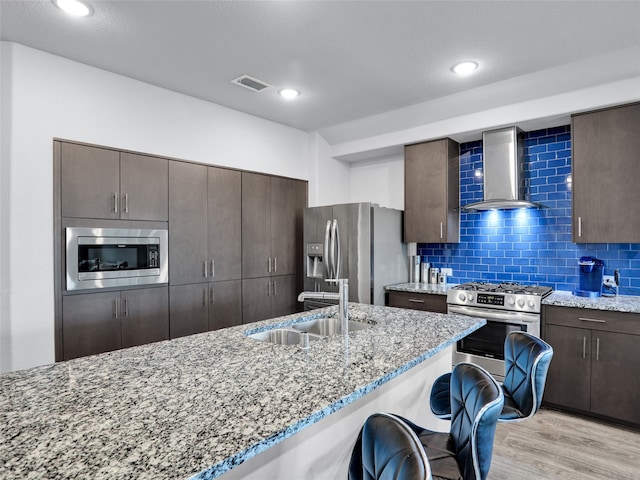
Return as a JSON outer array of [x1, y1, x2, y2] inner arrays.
[[462, 126, 544, 211]]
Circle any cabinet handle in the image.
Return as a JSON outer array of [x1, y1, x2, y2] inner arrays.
[[578, 216, 582, 238], [113, 192, 118, 213], [274, 257, 277, 273], [268, 257, 272, 273], [210, 287, 215, 305], [273, 280, 277, 297], [122, 193, 129, 214], [582, 336, 586, 359], [579, 317, 606, 323], [113, 298, 119, 319], [123, 297, 128, 318], [202, 288, 207, 306], [596, 337, 600, 361], [210, 259, 215, 278], [408, 299, 425, 303], [440, 222, 443, 239], [203, 261, 208, 278], [267, 281, 271, 297]]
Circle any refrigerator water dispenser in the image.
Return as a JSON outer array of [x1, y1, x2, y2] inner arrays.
[[306, 243, 324, 279]]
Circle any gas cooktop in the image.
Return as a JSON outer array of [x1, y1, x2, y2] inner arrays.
[[447, 282, 553, 313]]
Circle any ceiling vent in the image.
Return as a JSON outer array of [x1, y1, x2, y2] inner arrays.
[[231, 75, 272, 92]]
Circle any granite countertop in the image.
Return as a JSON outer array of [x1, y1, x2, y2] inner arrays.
[[385, 282, 454, 295], [0, 304, 485, 480], [543, 291, 640, 314]]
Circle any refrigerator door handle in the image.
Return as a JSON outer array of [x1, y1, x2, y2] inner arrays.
[[324, 220, 332, 279], [333, 219, 341, 279]]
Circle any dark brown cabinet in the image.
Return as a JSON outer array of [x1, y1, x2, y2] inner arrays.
[[387, 291, 447, 313], [543, 305, 640, 427], [242, 172, 306, 279], [242, 275, 297, 324], [62, 287, 169, 360], [61, 143, 168, 221], [404, 138, 459, 243], [572, 102, 640, 243], [169, 280, 242, 339]]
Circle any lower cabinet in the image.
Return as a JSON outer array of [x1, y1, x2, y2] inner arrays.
[[169, 281, 242, 339], [242, 275, 298, 324], [387, 291, 447, 313], [543, 305, 640, 427], [62, 287, 169, 360]]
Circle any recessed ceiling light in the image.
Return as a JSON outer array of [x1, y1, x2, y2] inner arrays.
[[52, 0, 93, 17], [451, 61, 479, 75], [278, 88, 300, 100]]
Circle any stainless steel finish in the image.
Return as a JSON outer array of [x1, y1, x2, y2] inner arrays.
[[462, 126, 543, 211], [293, 316, 371, 336], [66, 227, 169, 291], [268, 256, 272, 273], [408, 298, 425, 304], [203, 288, 207, 306], [274, 256, 277, 273], [299, 278, 349, 337], [583, 336, 587, 359], [210, 287, 215, 305], [273, 280, 277, 296], [410, 256, 420, 283], [578, 216, 583, 237], [446, 287, 547, 313], [247, 328, 323, 346], [438, 273, 447, 286], [203, 260, 208, 278], [302, 203, 408, 305], [420, 262, 430, 284], [448, 304, 540, 333], [113, 298, 118, 319], [596, 337, 600, 361], [430, 268, 439, 284], [123, 297, 128, 317], [113, 192, 118, 213], [440, 221, 443, 239], [579, 317, 606, 323], [210, 259, 215, 278], [123, 193, 129, 214], [300, 332, 310, 349], [267, 280, 271, 297]]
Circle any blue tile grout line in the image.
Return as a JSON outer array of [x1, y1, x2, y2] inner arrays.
[[418, 125, 640, 296]]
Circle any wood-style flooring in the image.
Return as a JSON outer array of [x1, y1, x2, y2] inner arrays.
[[489, 408, 640, 479]]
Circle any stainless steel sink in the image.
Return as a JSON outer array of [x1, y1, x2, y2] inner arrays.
[[292, 317, 372, 336], [247, 328, 323, 346]]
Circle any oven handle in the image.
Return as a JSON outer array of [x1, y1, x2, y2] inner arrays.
[[448, 305, 539, 324]]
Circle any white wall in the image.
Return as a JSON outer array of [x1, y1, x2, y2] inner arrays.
[[0, 42, 311, 373], [306, 132, 350, 207], [349, 154, 404, 210]]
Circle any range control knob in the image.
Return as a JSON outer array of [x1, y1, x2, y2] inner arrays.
[[517, 298, 525, 307], [458, 293, 467, 302], [528, 300, 535, 308], [508, 297, 516, 306], [467, 294, 474, 302]]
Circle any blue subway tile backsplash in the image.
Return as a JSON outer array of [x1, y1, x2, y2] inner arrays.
[[418, 125, 640, 296]]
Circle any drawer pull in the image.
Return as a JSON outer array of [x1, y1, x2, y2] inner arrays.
[[579, 317, 606, 323], [408, 299, 425, 303], [582, 336, 586, 359]]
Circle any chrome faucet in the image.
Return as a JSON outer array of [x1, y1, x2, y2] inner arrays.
[[297, 278, 349, 335]]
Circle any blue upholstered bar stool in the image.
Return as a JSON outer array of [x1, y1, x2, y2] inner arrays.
[[430, 331, 553, 422], [350, 363, 504, 480]]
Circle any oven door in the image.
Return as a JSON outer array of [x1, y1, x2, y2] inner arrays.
[[449, 304, 540, 380]]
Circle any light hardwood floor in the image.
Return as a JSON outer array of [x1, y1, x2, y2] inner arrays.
[[489, 409, 640, 479]]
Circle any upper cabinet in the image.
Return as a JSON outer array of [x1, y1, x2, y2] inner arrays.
[[61, 142, 168, 221], [572, 102, 640, 243], [404, 138, 460, 243]]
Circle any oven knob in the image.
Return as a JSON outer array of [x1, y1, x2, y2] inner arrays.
[[517, 298, 525, 307], [508, 297, 515, 306], [467, 294, 474, 302], [458, 293, 467, 302], [527, 300, 535, 308]]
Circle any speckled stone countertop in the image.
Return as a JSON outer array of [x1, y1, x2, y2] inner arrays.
[[385, 282, 455, 295], [0, 304, 484, 480], [543, 291, 640, 314]]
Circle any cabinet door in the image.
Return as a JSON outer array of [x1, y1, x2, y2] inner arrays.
[[572, 103, 640, 243], [270, 177, 305, 276], [208, 167, 242, 281], [210, 280, 243, 330], [404, 139, 459, 243], [590, 330, 640, 424], [62, 292, 121, 360], [242, 277, 272, 324], [120, 152, 168, 221], [169, 284, 209, 339], [543, 324, 591, 411], [242, 173, 271, 278], [271, 274, 299, 318], [388, 291, 447, 313], [60, 143, 120, 219], [121, 287, 169, 348], [169, 161, 208, 285]]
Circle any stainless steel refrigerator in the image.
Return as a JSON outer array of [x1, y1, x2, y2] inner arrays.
[[302, 203, 408, 306]]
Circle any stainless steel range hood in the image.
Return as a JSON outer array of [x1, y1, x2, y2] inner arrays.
[[462, 126, 544, 211]]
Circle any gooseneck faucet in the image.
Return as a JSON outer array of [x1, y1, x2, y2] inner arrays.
[[297, 278, 349, 335]]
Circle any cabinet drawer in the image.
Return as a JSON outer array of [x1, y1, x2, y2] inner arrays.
[[544, 305, 640, 335], [388, 291, 447, 313]]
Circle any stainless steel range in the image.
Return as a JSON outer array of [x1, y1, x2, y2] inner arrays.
[[447, 282, 552, 380]]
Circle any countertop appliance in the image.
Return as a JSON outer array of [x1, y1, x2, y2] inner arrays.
[[447, 281, 552, 380], [574, 256, 604, 298], [66, 227, 168, 291], [302, 203, 408, 308]]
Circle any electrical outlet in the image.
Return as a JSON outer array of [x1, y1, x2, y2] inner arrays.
[[441, 268, 453, 276], [603, 275, 616, 287]]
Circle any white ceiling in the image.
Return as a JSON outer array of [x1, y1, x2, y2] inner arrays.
[[2, 0, 640, 141]]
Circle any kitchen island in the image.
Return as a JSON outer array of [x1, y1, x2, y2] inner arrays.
[[0, 304, 485, 480]]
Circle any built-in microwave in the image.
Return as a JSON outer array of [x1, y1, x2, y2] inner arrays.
[[66, 227, 168, 291]]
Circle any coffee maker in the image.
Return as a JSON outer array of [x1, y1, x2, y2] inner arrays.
[[573, 256, 604, 298]]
